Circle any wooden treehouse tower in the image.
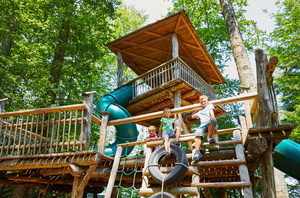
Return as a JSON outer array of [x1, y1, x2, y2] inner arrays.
[[0, 10, 298, 198]]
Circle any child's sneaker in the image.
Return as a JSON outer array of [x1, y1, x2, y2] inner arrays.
[[165, 152, 171, 157], [192, 151, 202, 161], [207, 136, 216, 144], [174, 141, 180, 146]]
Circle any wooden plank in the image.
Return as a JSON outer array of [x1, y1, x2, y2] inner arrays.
[[98, 112, 110, 153], [105, 146, 122, 198], [0, 104, 87, 118], [139, 187, 199, 195], [0, 153, 101, 171], [233, 130, 253, 198], [191, 182, 252, 188]]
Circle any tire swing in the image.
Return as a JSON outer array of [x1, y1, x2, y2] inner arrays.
[[149, 192, 175, 198], [148, 144, 188, 187]]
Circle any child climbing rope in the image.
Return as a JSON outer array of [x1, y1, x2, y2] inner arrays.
[[159, 108, 181, 157], [191, 95, 217, 161]]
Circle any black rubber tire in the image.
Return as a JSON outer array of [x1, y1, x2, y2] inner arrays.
[[148, 144, 188, 186], [149, 192, 175, 198]]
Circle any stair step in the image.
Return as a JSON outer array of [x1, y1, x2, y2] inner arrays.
[[139, 187, 198, 195], [191, 159, 246, 166], [191, 181, 252, 188]]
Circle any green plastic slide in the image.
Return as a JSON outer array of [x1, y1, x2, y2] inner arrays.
[[273, 139, 300, 180], [95, 84, 139, 156]]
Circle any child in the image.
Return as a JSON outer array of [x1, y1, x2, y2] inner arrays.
[[159, 108, 181, 157], [144, 125, 161, 152], [191, 95, 217, 161], [145, 125, 160, 142]]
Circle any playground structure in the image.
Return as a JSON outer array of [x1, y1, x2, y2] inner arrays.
[[0, 10, 299, 198]]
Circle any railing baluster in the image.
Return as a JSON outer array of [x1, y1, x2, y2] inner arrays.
[[7, 117, 14, 155], [33, 114, 40, 155], [27, 115, 34, 155], [17, 116, 24, 155], [61, 111, 66, 152], [68, 111, 72, 152], [45, 113, 51, 154], [50, 113, 55, 153], [12, 116, 19, 155], [74, 110, 78, 151], [39, 113, 45, 154], [80, 109, 84, 151], [1, 118, 9, 156]]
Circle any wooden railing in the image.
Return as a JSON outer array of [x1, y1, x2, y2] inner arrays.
[[0, 92, 95, 159], [122, 57, 216, 100]]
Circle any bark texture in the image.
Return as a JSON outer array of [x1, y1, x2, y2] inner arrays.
[[219, 0, 257, 93]]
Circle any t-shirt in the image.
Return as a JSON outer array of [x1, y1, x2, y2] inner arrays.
[[145, 133, 157, 140], [193, 103, 215, 127], [160, 117, 175, 133]]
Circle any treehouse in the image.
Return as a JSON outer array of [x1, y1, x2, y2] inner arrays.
[[104, 10, 226, 128], [0, 10, 298, 198]]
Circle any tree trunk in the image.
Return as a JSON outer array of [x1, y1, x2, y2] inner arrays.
[[219, 0, 257, 93], [10, 186, 29, 198], [47, 0, 75, 106]]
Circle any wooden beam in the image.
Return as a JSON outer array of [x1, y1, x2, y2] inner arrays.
[[120, 34, 172, 53], [76, 164, 98, 197], [0, 104, 87, 118], [177, 36, 211, 83], [98, 111, 110, 154], [0, 153, 101, 171], [108, 92, 258, 126], [122, 51, 161, 64]]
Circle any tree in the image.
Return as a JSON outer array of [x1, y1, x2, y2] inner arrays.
[[169, 0, 263, 131], [0, 0, 120, 111], [266, 0, 300, 142]]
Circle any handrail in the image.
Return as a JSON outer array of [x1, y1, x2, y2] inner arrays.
[[0, 104, 88, 118], [107, 92, 258, 126]]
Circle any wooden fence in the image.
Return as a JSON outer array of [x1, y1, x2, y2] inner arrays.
[[0, 92, 95, 159], [123, 57, 216, 100]]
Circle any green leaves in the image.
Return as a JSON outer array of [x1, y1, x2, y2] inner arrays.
[[267, 0, 300, 142]]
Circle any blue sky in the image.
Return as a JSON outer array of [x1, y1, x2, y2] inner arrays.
[[122, 0, 278, 79]]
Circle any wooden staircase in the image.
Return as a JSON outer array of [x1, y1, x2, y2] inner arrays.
[[139, 128, 253, 198]]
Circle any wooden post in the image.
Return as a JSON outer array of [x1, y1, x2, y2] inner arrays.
[[140, 146, 153, 198], [174, 90, 181, 130], [192, 166, 200, 198], [98, 111, 110, 153], [81, 91, 96, 151], [255, 49, 276, 198], [172, 34, 179, 58], [0, 98, 8, 123], [105, 145, 123, 198], [117, 52, 123, 87], [233, 130, 253, 198], [274, 168, 289, 198]]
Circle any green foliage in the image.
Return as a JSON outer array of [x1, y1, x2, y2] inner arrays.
[[0, 0, 120, 111], [169, 0, 262, 129], [266, 0, 300, 142]]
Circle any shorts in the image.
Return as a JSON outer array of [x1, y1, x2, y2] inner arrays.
[[195, 120, 217, 139], [162, 130, 176, 141]]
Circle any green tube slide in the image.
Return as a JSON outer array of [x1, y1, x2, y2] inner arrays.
[[95, 84, 138, 157], [273, 139, 300, 180]]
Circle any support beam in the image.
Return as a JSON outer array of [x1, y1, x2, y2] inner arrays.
[[98, 111, 110, 153], [117, 52, 123, 87], [105, 146, 122, 198]]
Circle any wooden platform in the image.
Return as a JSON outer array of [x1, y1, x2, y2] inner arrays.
[[126, 79, 226, 127]]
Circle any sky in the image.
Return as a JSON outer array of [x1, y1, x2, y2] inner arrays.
[[122, 0, 278, 79]]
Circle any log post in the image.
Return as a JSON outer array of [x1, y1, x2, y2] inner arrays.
[[98, 111, 110, 154], [81, 91, 96, 151], [140, 146, 153, 198], [172, 34, 179, 58], [255, 49, 276, 198], [192, 166, 200, 198], [105, 145, 123, 198], [0, 98, 8, 124], [117, 52, 123, 87], [233, 130, 253, 198]]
